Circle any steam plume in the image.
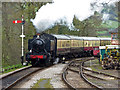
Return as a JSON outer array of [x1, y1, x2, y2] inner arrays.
[[31, 0, 119, 33]]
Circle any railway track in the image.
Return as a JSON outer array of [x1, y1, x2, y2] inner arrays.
[[62, 57, 101, 89], [1, 65, 51, 90], [63, 57, 120, 89], [83, 67, 120, 88]]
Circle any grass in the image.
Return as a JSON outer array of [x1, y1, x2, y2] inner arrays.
[[31, 78, 53, 89], [100, 21, 118, 28], [1, 64, 31, 74], [88, 59, 103, 71], [90, 65, 103, 72], [97, 31, 107, 34]]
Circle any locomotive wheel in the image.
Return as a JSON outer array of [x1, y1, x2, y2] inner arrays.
[[45, 57, 51, 66], [31, 60, 38, 67], [31, 61, 35, 66]]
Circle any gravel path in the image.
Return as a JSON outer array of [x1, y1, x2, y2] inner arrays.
[[14, 63, 67, 88], [66, 70, 92, 88]]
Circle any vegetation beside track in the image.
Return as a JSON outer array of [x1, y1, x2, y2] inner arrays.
[[85, 59, 119, 76], [1, 64, 31, 74], [84, 59, 102, 71], [89, 59, 103, 71]]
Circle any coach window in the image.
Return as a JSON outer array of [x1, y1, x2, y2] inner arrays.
[[62, 41, 65, 47], [79, 40, 81, 47], [91, 41, 93, 47], [72, 40, 74, 47], [101, 41, 102, 46], [95, 41, 96, 46], [102, 41, 104, 46], [77, 40, 79, 47], [96, 41, 98, 46], [57, 40, 60, 48], [73, 40, 75, 47], [106, 41, 108, 45], [71, 40, 73, 46], [80, 40, 83, 47], [104, 41, 105, 45], [104, 41, 106, 45], [95, 41, 97, 46], [74, 40, 76, 47], [105, 41, 106, 45], [79, 40, 80, 47], [66, 41, 70, 47], [86, 41, 88, 46]]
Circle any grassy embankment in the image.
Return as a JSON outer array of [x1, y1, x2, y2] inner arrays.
[[1, 64, 31, 74]]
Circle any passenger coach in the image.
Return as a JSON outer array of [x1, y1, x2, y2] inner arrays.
[[82, 37, 100, 56], [52, 34, 71, 60]]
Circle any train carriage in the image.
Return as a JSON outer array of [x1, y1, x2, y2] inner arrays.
[[68, 35, 84, 57], [82, 37, 100, 56], [99, 38, 111, 46], [52, 34, 71, 58]]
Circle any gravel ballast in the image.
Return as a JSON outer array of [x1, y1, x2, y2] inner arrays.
[[15, 63, 68, 88]]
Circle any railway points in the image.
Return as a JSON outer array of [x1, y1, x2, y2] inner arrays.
[[62, 57, 120, 89], [62, 57, 101, 89]]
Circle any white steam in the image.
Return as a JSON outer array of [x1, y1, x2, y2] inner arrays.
[[102, 14, 110, 21], [31, 0, 119, 33]]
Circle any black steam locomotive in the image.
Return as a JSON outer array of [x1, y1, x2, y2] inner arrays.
[[26, 33, 56, 66], [25, 33, 111, 66]]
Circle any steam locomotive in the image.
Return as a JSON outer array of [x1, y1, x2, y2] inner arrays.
[[25, 33, 111, 66]]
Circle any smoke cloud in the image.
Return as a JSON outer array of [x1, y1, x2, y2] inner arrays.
[[31, 0, 119, 33]]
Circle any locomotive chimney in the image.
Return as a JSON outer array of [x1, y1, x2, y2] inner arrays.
[[36, 33, 40, 38]]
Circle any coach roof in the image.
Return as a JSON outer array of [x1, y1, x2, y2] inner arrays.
[[98, 37, 111, 40], [67, 35, 83, 40], [52, 34, 70, 40], [81, 37, 100, 40]]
